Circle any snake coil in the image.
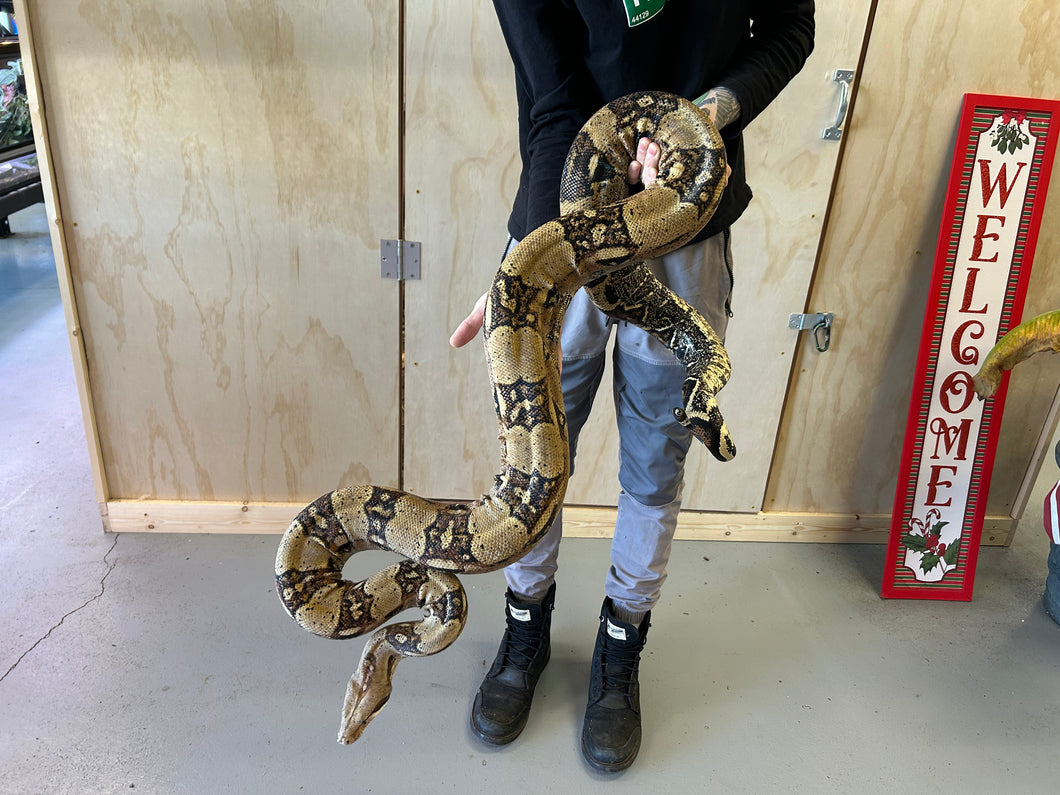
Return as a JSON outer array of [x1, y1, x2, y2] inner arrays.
[[275, 91, 735, 744]]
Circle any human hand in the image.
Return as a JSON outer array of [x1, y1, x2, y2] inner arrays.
[[628, 136, 731, 189], [628, 137, 661, 187], [449, 291, 488, 348], [449, 289, 563, 366]]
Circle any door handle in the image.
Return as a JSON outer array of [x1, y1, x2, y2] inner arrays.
[[822, 69, 855, 141]]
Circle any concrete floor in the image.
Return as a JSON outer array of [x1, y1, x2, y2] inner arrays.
[[2, 202, 1059, 794]]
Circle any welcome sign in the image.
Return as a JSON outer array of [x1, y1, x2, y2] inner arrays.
[[883, 94, 1060, 600]]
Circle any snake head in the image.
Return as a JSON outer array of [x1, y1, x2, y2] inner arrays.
[[971, 363, 1002, 400], [337, 671, 392, 745], [337, 637, 399, 745], [675, 381, 736, 462]]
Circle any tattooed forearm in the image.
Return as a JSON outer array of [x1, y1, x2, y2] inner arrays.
[[695, 87, 741, 129]]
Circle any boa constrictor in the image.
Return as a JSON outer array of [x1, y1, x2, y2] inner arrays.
[[275, 91, 736, 744]]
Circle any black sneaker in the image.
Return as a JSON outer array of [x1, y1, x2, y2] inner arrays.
[[470, 583, 555, 744], [581, 598, 650, 772]]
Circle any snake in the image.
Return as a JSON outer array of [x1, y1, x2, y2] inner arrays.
[[275, 91, 735, 744], [973, 309, 1060, 399]]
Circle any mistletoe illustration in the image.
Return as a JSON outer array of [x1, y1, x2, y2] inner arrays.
[[990, 110, 1030, 154], [901, 508, 962, 575]]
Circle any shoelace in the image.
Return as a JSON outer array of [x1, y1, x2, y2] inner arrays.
[[600, 639, 641, 692], [498, 613, 543, 670]]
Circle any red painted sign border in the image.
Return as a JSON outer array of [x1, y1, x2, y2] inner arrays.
[[883, 93, 1060, 600]]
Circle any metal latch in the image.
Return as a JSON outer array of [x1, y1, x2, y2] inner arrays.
[[789, 312, 834, 352], [380, 239, 421, 280]]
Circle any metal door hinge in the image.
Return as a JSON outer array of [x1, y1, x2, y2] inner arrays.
[[789, 312, 834, 352], [380, 239, 421, 280]]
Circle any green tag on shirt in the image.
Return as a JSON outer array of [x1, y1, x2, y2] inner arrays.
[[622, 0, 665, 27]]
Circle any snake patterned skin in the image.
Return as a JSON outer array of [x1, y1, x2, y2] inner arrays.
[[275, 91, 735, 744], [973, 309, 1060, 399]]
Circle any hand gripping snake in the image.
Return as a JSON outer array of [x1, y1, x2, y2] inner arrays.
[[275, 91, 736, 744]]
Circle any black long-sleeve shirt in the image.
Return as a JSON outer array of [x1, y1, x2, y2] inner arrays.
[[493, 0, 815, 243]]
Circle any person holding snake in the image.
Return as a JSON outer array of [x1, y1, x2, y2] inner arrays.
[[449, 0, 814, 772]]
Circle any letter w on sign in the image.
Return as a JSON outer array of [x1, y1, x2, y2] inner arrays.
[[883, 94, 1060, 601]]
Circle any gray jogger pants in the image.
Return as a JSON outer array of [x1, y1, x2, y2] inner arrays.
[[502, 230, 733, 613]]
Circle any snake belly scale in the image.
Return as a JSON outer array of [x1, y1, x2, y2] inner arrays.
[[275, 91, 735, 744]]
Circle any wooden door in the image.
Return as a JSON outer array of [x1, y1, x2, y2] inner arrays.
[[567, 0, 877, 512], [27, 1, 403, 510], [403, 0, 878, 515], [33, 1, 1056, 541], [402, 0, 521, 500], [768, 0, 1060, 538]]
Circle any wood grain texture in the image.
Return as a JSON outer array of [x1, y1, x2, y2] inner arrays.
[[15, 0, 109, 507], [767, 0, 1060, 518], [564, 0, 876, 512], [402, 0, 521, 500], [33, 1, 1060, 541], [102, 499, 1016, 546], [29, 1, 402, 502]]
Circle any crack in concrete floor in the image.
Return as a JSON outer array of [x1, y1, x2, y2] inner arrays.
[[0, 534, 120, 683]]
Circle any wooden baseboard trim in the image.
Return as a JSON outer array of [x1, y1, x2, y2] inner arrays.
[[104, 500, 305, 535], [101, 500, 1015, 546]]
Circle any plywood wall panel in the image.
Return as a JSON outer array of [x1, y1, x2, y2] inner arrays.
[[403, 0, 877, 515], [565, 0, 875, 512], [30, 0, 1059, 536], [402, 0, 520, 500], [767, 0, 1060, 517], [30, 1, 401, 502]]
